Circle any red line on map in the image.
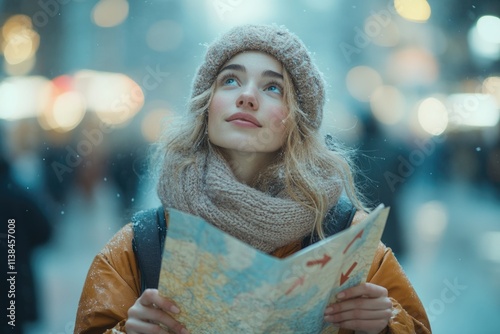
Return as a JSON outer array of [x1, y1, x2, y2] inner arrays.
[[285, 275, 305, 295], [343, 230, 364, 254], [340, 261, 358, 285], [306, 254, 332, 268]]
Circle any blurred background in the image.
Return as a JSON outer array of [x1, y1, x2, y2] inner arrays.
[[0, 0, 499, 333]]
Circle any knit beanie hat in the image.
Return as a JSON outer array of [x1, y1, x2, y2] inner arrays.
[[191, 24, 326, 130]]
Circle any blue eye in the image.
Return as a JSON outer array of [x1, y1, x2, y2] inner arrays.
[[224, 78, 237, 85], [219, 73, 239, 87], [266, 84, 283, 94]]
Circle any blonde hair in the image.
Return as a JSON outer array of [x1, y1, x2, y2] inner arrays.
[[153, 65, 367, 240]]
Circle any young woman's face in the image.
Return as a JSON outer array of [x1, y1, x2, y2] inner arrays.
[[207, 51, 288, 156]]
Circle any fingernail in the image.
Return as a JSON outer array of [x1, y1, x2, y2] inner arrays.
[[181, 329, 190, 334], [170, 305, 180, 314], [324, 307, 333, 314], [337, 292, 345, 299]]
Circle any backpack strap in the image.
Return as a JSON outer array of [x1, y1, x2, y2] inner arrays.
[[301, 195, 356, 248], [132, 206, 167, 293]]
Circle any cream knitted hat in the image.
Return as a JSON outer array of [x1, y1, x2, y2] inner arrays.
[[191, 24, 326, 130]]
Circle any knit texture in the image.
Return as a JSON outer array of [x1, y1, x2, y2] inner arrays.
[[191, 24, 326, 130], [158, 148, 340, 253]]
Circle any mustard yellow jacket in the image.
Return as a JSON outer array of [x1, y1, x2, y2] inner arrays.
[[75, 213, 431, 334]]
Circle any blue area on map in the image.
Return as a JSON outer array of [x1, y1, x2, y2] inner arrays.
[[277, 285, 319, 308], [166, 210, 229, 255], [213, 253, 283, 297]]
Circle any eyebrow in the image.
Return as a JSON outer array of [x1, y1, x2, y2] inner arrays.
[[218, 64, 284, 80]]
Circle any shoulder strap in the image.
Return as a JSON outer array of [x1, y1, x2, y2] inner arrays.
[[302, 195, 356, 248], [132, 206, 167, 293]]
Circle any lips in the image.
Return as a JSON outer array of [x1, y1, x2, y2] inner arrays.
[[225, 112, 262, 127]]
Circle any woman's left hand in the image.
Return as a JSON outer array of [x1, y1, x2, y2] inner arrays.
[[324, 282, 393, 334]]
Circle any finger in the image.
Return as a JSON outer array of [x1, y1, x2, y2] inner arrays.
[[129, 302, 189, 334], [324, 318, 390, 332], [140, 289, 181, 314], [325, 296, 392, 315], [324, 308, 393, 323], [125, 317, 170, 334], [336, 283, 388, 300]]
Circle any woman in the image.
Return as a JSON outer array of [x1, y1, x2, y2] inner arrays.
[[75, 24, 431, 334]]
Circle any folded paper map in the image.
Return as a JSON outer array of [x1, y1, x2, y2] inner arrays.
[[158, 204, 389, 334]]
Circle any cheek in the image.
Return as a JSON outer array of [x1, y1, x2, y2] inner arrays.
[[267, 106, 288, 134], [208, 95, 225, 128]]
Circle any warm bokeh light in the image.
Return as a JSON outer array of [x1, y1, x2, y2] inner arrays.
[[394, 0, 431, 23], [74, 70, 144, 125], [346, 66, 383, 102], [3, 33, 33, 64], [477, 15, 500, 44], [92, 0, 129, 28], [3, 54, 36, 76], [483, 76, 500, 106], [52, 92, 86, 132], [447, 94, 499, 128], [367, 19, 400, 47], [417, 97, 448, 135], [146, 20, 184, 52], [370, 85, 406, 125], [1, 14, 40, 66], [387, 47, 439, 86], [0, 76, 52, 120], [415, 201, 448, 242], [1, 14, 32, 38], [141, 107, 174, 142]]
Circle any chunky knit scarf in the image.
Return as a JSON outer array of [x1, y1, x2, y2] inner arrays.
[[158, 149, 340, 253]]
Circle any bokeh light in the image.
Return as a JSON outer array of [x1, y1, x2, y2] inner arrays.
[[92, 0, 129, 28], [483, 76, 500, 106], [40, 92, 86, 132], [394, 0, 431, 23], [477, 15, 500, 44], [346, 66, 383, 102], [1, 14, 39, 69], [0, 76, 52, 120], [415, 201, 448, 242], [370, 85, 406, 125], [74, 70, 144, 125], [417, 97, 448, 135], [3, 54, 36, 76], [468, 16, 500, 61], [141, 107, 174, 142], [386, 47, 439, 86], [447, 94, 499, 128]]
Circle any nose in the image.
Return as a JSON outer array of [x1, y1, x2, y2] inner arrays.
[[236, 88, 259, 111]]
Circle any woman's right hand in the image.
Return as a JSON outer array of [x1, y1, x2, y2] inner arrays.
[[125, 289, 190, 334]]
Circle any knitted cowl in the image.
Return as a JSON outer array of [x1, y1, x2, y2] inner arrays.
[[158, 148, 341, 253]]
